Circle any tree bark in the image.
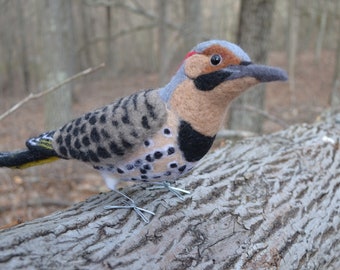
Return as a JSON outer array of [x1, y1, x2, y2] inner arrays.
[[0, 115, 339, 270]]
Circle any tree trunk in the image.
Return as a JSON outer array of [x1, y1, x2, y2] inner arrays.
[[1, 115, 339, 269], [41, 0, 75, 130], [16, 0, 31, 92], [182, 0, 202, 49], [157, 0, 168, 85], [287, 0, 300, 107], [228, 0, 276, 134]]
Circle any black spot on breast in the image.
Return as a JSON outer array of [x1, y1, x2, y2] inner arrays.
[[163, 128, 171, 135], [126, 164, 134, 170], [132, 94, 138, 110], [154, 151, 163, 159], [134, 159, 142, 167], [74, 139, 81, 149], [99, 114, 106, 124], [69, 148, 79, 159], [60, 124, 67, 132], [65, 134, 72, 147], [117, 168, 124, 174], [80, 123, 87, 134], [141, 175, 148, 180], [97, 147, 111, 159], [131, 131, 139, 138], [59, 146, 68, 156], [56, 135, 63, 145], [75, 118, 82, 126], [122, 115, 130, 124], [109, 141, 125, 156], [89, 115, 97, 125], [66, 125, 73, 133], [90, 128, 101, 143], [144, 91, 157, 119], [101, 128, 111, 139], [82, 136, 90, 146], [145, 154, 154, 162], [167, 147, 175, 155], [144, 140, 150, 147], [140, 168, 147, 174], [121, 139, 132, 149], [112, 120, 119, 127], [88, 150, 100, 162], [178, 165, 186, 173], [84, 113, 91, 120], [79, 151, 89, 162], [112, 97, 123, 113], [73, 127, 79, 136], [142, 116, 150, 129], [178, 121, 215, 162], [170, 162, 177, 168], [143, 164, 151, 170]]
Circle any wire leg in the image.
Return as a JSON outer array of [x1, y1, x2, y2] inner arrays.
[[104, 189, 155, 223], [148, 181, 190, 201]]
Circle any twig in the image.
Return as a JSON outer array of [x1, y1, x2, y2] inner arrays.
[[0, 63, 105, 121]]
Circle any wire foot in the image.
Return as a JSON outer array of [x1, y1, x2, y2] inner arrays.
[[104, 189, 155, 223]]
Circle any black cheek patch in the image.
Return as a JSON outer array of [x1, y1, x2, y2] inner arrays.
[[194, 70, 231, 91], [178, 121, 215, 162]]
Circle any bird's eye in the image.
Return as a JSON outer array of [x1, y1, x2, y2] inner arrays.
[[210, 54, 222, 66]]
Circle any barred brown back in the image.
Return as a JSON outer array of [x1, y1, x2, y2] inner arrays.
[[52, 89, 167, 166]]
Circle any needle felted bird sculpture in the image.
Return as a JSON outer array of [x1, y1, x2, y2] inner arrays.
[[0, 40, 287, 222]]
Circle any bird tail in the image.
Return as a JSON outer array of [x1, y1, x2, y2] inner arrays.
[[0, 131, 60, 169]]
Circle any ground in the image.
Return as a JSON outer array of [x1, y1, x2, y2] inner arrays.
[[0, 50, 336, 228]]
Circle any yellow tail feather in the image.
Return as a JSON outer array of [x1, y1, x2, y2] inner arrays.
[[12, 156, 60, 169]]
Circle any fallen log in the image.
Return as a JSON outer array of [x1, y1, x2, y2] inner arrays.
[[0, 115, 339, 270]]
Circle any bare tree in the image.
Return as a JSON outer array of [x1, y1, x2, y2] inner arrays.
[[79, 2, 94, 69], [287, 0, 301, 108], [16, 0, 31, 92], [228, 0, 276, 133], [40, 0, 76, 130], [157, 0, 168, 84], [182, 0, 202, 49]]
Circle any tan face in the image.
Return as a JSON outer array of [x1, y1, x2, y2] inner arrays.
[[184, 45, 243, 79]]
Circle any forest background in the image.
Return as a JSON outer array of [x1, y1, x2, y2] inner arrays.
[[0, 0, 339, 227]]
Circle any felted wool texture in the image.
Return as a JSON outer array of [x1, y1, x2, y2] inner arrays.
[[108, 108, 196, 182], [170, 77, 258, 137], [52, 89, 167, 167], [192, 40, 251, 62], [185, 45, 243, 79]]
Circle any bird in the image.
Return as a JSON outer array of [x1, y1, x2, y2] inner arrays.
[[0, 40, 287, 222]]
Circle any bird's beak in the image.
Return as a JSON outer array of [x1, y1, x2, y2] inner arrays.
[[225, 63, 288, 82]]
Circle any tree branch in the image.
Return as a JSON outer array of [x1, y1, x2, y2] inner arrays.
[[0, 63, 105, 121], [0, 115, 339, 269]]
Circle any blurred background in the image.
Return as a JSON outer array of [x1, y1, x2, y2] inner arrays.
[[0, 0, 339, 227]]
